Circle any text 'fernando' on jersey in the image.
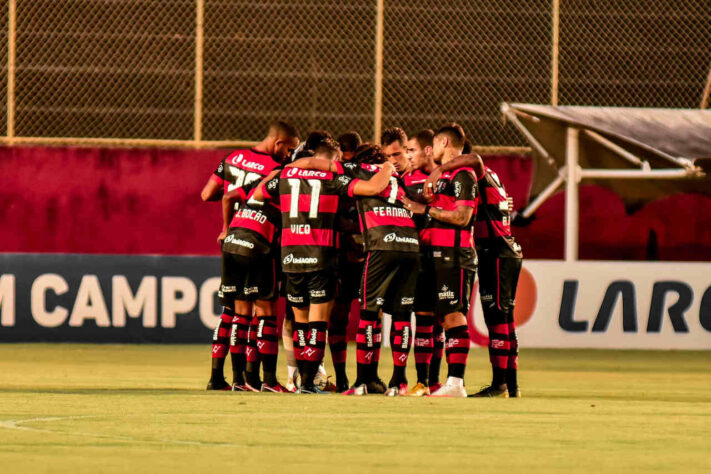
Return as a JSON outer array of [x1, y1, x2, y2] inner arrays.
[[212, 148, 282, 201], [262, 163, 360, 273], [475, 167, 522, 258], [341, 162, 420, 253], [422, 167, 478, 270]]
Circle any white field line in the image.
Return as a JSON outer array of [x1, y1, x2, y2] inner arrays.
[[0, 415, 240, 448]]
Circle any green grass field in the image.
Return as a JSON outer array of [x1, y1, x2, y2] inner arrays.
[[1, 344, 710, 473]]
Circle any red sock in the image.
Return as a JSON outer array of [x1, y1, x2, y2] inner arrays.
[[328, 313, 348, 366], [414, 314, 434, 384], [257, 316, 279, 384], [211, 308, 233, 360]]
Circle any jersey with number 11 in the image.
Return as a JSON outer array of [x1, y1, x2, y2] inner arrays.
[[261, 163, 360, 273]]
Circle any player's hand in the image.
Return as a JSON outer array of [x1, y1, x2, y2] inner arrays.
[[217, 230, 227, 243], [381, 161, 395, 175], [423, 167, 441, 202], [402, 196, 426, 215], [508, 196, 514, 213]]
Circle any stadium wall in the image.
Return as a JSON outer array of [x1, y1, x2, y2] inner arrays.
[[2, 145, 711, 347]]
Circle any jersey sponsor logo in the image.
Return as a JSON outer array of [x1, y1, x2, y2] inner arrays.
[[282, 253, 318, 265], [290, 224, 311, 235], [223, 235, 255, 249], [230, 153, 266, 172], [400, 296, 414, 305], [287, 294, 304, 304], [454, 181, 462, 197], [244, 286, 259, 295], [375, 297, 385, 306], [309, 289, 326, 298], [383, 233, 419, 245], [267, 179, 279, 191], [337, 175, 351, 185], [438, 285, 455, 300], [285, 167, 329, 179]]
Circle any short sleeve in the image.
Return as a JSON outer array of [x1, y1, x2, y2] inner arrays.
[[211, 158, 226, 186], [452, 170, 477, 207], [262, 176, 280, 201], [331, 173, 358, 197]]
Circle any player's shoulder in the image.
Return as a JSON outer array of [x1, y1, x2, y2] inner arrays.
[[450, 167, 477, 181], [403, 169, 428, 185]]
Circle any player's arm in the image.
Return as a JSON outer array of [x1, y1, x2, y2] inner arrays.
[[351, 162, 395, 196], [423, 154, 484, 200], [404, 198, 473, 227], [202, 159, 227, 201], [201, 176, 223, 202], [251, 169, 282, 203], [286, 157, 336, 172]]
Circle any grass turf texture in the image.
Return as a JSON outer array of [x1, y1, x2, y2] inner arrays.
[[0, 345, 710, 473]]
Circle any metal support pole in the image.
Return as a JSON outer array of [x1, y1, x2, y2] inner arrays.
[[550, 0, 560, 106], [519, 173, 565, 218], [194, 0, 204, 145], [565, 127, 579, 262], [373, 0, 384, 143], [701, 60, 711, 109], [7, 0, 16, 140]]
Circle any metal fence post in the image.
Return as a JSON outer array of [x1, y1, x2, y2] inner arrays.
[[565, 127, 579, 262], [7, 0, 16, 141], [550, 0, 560, 106], [701, 60, 711, 109], [373, 0, 384, 143], [194, 0, 204, 145]]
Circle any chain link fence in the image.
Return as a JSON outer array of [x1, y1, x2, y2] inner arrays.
[[0, 0, 709, 148]]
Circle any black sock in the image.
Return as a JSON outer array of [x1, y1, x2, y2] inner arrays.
[[210, 357, 226, 381], [230, 353, 246, 385], [506, 368, 518, 392], [389, 366, 406, 388], [492, 367, 506, 388]]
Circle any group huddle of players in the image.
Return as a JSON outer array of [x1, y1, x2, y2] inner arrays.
[[201, 120, 523, 398]]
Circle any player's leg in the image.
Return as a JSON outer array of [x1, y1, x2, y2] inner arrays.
[[430, 265, 474, 398], [385, 252, 418, 396], [503, 257, 523, 397], [470, 251, 509, 397], [429, 317, 445, 393], [331, 259, 360, 393], [348, 251, 387, 395], [412, 255, 436, 396], [300, 270, 336, 394], [207, 251, 241, 390], [229, 309, 250, 390], [282, 306, 298, 391]]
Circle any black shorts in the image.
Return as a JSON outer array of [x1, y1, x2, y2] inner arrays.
[[477, 250, 522, 319], [336, 256, 363, 304], [433, 260, 476, 316], [414, 253, 436, 313], [360, 250, 419, 313], [220, 251, 278, 306], [285, 269, 336, 308]]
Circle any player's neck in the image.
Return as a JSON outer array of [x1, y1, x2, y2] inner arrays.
[[441, 149, 460, 165], [421, 158, 436, 174], [253, 140, 272, 154]]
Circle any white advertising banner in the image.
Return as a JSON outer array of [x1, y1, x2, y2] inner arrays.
[[469, 260, 711, 349]]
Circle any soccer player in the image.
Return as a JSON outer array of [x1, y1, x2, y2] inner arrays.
[[343, 141, 421, 396], [402, 129, 443, 396], [402, 123, 477, 398], [338, 131, 362, 162], [219, 166, 287, 392], [328, 131, 365, 392], [202, 121, 298, 391], [424, 152, 523, 398], [254, 139, 394, 393]]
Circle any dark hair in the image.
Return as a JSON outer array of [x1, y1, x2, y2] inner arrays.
[[313, 137, 341, 158], [294, 149, 315, 160], [413, 129, 434, 149], [354, 143, 386, 165], [338, 131, 362, 153], [380, 127, 407, 147], [269, 120, 299, 139], [462, 138, 473, 154], [434, 123, 466, 149], [304, 130, 334, 152]]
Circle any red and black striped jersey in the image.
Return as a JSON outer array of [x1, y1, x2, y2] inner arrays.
[[475, 167, 522, 257], [422, 167, 478, 270], [223, 186, 282, 258], [212, 148, 281, 202], [402, 168, 430, 231], [261, 163, 360, 273], [342, 162, 420, 253]]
